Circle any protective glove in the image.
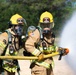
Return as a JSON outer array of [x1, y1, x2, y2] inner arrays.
[[38, 53, 44, 61]]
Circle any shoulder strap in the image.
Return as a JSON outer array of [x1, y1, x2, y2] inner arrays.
[[1, 44, 8, 56], [36, 26, 44, 40], [5, 30, 20, 74], [5, 30, 12, 44]]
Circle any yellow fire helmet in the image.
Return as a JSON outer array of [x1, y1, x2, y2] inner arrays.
[[39, 11, 54, 28], [10, 14, 24, 25]]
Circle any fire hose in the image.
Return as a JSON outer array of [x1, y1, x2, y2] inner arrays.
[[0, 49, 69, 60]]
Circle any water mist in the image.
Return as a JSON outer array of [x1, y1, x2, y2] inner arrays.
[[59, 11, 76, 74]]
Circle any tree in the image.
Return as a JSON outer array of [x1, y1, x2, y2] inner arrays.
[[0, 0, 74, 35]]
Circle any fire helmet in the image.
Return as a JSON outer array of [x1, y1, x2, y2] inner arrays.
[[39, 11, 54, 28], [10, 14, 24, 25]]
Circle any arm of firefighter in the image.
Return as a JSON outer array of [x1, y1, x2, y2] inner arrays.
[[25, 44, 44, 61], [25, 29, 44, 61], [0, 32, 8, 55]]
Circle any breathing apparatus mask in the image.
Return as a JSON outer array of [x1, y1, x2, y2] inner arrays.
[[13, 18, 27, 36], [43, 29, 51, 36], [40, 23, 53, 36], [14, 25, 23, 36]]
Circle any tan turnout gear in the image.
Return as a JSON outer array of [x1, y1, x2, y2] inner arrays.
[[25, 11, 69, 75], [25, 27, 56, 75], [0, 29, 19, 75], [25, 11, 57, 75], [0, 14, 25, 75]]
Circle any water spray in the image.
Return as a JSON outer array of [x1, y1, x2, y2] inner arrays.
[[59, 11, 76, 74]]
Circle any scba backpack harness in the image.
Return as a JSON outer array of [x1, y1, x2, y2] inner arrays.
[[0, 30, 20, 75], [23, 25, 55, 56]]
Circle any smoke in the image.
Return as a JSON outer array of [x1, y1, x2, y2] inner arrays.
[[59, 11, 76, 73]]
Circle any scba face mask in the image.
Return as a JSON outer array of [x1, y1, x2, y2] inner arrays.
[[43, 29, 51, 36], [14, 25, 23, 36]]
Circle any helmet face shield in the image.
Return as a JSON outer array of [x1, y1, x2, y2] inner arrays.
[[17, 18, 25, 25], [43, 17, 50, 23], [40, 22, 54, 29], [17, 18, 24, 23]]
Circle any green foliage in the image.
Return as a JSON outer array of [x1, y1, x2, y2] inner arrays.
[[0, 0, 75, 36]]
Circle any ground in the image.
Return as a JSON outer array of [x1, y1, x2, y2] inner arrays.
[[15, 56, 75, 75], [53, 56, 75, 75], [15, 38, 75, 75]]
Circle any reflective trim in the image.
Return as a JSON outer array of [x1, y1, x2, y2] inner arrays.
[[36, 62, 50, 68], [39, 46, 56, 53], [32, 49, 41, 56], [51, 61, 55, 68], [15, 51, 18, 55], [49, 46, 56, 52], [55, 46, 59, 51], [6, 48, 9, 55], [3, 64, 17, 72], [6, 49, 18, 55], [0, 41, 6, 49], [39, 47, 43, 52]]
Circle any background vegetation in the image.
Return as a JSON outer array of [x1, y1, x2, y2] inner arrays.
[[0, 0, 76, 36]]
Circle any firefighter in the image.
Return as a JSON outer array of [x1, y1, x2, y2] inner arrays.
[[25, 11, 69, 75], [0, 14, 25, 75]]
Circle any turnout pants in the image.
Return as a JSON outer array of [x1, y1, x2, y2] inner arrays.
[[4, 70, 15, 75], [31, 64, 54, 75]]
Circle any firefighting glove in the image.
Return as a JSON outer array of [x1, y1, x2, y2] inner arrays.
[[38, 53, 44, 61]]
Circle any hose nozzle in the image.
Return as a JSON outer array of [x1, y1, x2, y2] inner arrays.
[[64, 48, 69, 55]]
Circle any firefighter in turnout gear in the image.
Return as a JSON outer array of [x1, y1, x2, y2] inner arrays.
[[25, 11, 69, 75], [0, 14, 25, 75]]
